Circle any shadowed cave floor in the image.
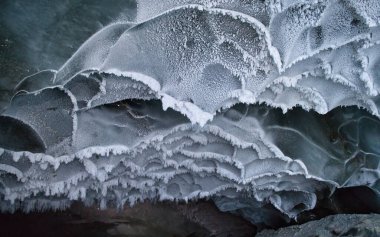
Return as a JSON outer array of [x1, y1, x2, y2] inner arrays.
[[0, 201, 256, 237], [0, 190, 379, 237]]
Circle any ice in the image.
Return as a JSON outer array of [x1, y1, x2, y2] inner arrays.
[[0, 0, 379, 227]]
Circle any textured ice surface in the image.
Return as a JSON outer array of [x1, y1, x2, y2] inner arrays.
[[0, 0, 380, 227], [40, 0, 380, 125]]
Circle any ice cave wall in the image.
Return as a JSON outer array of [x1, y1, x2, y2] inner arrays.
[[0, 0, 379, 227]]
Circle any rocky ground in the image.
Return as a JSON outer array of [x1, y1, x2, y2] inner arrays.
[[257, 214, 380, 237]]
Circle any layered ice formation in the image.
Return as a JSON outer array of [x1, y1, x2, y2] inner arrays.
[[0, 0, 380, 227]]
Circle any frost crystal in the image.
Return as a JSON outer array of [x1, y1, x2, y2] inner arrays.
[[0, 0, 379, 226]]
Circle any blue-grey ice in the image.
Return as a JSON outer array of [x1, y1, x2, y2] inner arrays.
[[0, 0, 379, 227]]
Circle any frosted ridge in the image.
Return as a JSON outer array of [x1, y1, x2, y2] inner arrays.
[[1, 101, 379, 223], [0, 0, 379, 227], [13, 1, 380, 124]]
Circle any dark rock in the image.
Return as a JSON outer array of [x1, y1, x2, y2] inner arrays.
[[256, 214, 380, 237]]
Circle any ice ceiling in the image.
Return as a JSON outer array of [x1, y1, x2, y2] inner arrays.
[[0, 0, 380, 227]]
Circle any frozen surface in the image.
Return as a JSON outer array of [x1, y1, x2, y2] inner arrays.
[[0, 0, 379, 227], [41, 0, 380, 125]]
